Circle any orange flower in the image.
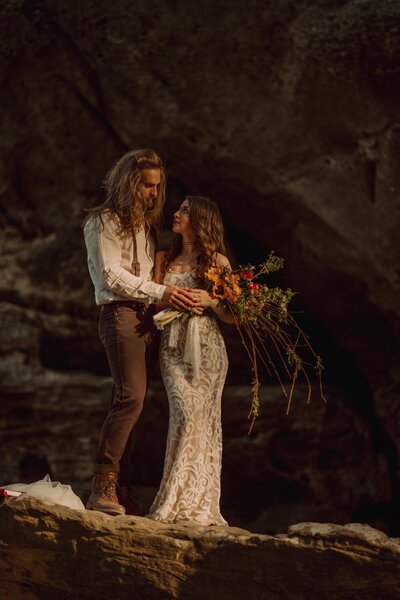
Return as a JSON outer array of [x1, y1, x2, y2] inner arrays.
[[212, 283, 226, 299], [205, 268, 220, 284]]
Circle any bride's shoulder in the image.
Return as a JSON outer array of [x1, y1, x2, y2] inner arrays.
[[215, 253, 231, 268]]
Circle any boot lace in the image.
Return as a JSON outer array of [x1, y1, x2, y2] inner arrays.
[[103, 480, 119, 503]]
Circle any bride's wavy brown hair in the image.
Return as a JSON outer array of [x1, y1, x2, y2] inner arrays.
[[163, 196, 227, 286], [81, 149, 166, 235]]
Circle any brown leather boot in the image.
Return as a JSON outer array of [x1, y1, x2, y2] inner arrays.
[[86, 472, 126, 516], [118, 486, 143, 516]]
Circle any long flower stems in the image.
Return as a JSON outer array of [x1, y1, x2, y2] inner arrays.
[[205, 257, 326, 428], [233, 318, 261, 433], [247, 321, 288, 391]]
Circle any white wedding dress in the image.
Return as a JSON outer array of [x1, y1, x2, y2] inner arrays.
[[147, 270, 228, 525]]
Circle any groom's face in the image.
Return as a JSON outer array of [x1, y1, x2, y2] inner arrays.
[[137, 168, 161, 210]]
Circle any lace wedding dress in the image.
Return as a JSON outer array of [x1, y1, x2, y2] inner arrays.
[[147, 269, 228, 525]]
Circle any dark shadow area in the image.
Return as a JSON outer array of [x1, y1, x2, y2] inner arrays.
[[219, 219, 400, 535], [19, 453, 53, 483]]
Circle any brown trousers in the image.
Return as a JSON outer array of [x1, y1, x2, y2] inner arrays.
[[95, 300, 158, 485]]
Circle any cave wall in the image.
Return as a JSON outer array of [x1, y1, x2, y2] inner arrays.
[[1, 0, 400, 532]]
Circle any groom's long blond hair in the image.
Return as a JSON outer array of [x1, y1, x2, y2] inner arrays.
[[82, 149, 167, 235]]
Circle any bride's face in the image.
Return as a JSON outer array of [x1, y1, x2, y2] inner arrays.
[[173, 199, 194, 236]]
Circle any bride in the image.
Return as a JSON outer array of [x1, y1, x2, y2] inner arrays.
[[146, 196, 234, 526]]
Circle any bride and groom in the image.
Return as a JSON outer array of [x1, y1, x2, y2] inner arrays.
[[83, 149, 234, 525]]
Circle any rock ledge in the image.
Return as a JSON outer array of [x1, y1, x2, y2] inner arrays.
[[0, 497, 399, 599]]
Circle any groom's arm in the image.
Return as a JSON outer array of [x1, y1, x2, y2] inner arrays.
[[84, 213, 166, 303]]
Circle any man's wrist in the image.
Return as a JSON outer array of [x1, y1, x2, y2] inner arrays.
[[154, 283, 167, 302], [161, 285, 172, 302]]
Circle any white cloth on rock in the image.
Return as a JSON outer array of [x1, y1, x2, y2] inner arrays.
[[4, 474, 85, 511]]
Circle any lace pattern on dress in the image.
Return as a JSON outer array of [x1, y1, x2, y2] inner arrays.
[[147, 270, 228, 525]]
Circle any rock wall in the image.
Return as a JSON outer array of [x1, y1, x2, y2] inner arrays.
[[1, 0, 400, 532]]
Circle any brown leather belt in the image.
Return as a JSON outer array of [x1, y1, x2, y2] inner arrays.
[[99, 300, 145, 314], [112, 300, 144, 308]]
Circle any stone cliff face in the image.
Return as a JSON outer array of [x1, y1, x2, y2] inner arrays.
[[1, 497, 399, 600], [1, 0, 400, 533]]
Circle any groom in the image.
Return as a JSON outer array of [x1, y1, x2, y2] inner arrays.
[[83, 149, 195, 515]]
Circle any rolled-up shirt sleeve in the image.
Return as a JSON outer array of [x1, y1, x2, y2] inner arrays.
[[84, 214, 166, 303]]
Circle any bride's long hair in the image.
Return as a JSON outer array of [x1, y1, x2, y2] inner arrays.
[[163, 196, 227, 285]]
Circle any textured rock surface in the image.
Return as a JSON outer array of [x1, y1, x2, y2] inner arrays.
[[0, 497, 399, 600], [1, 0, 400, 534]]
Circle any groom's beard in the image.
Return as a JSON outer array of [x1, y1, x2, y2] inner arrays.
[[139, 193, 156, 212], [145, 205, 154, 219]]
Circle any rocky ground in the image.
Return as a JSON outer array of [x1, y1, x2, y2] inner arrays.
[[1, 496, 399, 600]]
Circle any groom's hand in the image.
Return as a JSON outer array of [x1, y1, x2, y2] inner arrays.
[[162, 286, 196, 311]]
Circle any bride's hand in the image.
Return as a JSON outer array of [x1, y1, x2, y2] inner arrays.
[[191, 289, 216, 309], [190, 306, 205, 316]]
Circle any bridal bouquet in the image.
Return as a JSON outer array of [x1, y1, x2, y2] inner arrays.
[[153, 308, 190, 330], [205, 252, 325, 432]]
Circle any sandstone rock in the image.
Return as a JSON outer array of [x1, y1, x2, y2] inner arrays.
[[0, 497, 399, 600]]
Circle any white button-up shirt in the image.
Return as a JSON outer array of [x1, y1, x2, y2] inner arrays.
[[83, 211, 166, 305]]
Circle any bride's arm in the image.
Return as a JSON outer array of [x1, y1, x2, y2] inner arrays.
[[154, 250, 167, 284], [154, 251, 169, 311], [194, 291, 235, 324], [192, 254, 235, 324]]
